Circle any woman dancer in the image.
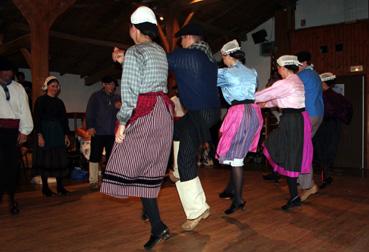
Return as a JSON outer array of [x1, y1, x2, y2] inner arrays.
[[33, 76, 70, 196], [255, 55, 313, 210], [216, 40, 263, 214], [100, 6, 173, 250]]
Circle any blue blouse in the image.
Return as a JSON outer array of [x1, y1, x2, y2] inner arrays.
[[217, 61, 258, 105]]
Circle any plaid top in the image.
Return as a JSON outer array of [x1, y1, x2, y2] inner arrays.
[[117, 42, 168, 125]]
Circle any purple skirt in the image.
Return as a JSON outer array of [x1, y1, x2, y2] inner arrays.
[[216, 104, 263, 166]]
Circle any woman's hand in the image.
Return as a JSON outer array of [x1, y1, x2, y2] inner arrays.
[[38, 134, 45, 147], [115, 124, 126, 143], [65, 135, 71, 147], [112, 47, 125, 64]]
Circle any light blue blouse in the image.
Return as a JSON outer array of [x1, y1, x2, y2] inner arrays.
[[217, 61, 258, 105]]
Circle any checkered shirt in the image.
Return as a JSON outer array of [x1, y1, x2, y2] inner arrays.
[[117, 42, 168, 125]]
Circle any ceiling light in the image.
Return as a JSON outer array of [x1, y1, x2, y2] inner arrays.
[[190, 0, 203, 4]]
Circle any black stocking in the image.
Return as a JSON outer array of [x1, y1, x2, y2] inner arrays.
[[232, 166, 244, 205], [286, 177, 298, 199], [141, 198, 166, 236]]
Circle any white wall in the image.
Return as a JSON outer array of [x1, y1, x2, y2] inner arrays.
[[19, 68, 119, 113], [241, 18, 275, 89], [295, 0, 368, 29]]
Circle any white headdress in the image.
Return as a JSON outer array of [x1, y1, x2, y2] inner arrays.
[[42, 76, 58, 91], [130, 6, 157, 25], [221, 39, 241, 55], [276, 55, 302, 67]]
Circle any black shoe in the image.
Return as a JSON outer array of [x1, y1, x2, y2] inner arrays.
[[263, 173, 280, 182], [57, 187, 70, 196], [9, 201, 20, 215], [143, 228, 170, 250], [319, 177, 333, 189], [218, 191, 234, 199], [141, 211, 149, 222], [224, 202, 246, 215], [281, 197, 301, 211], [42, 187, 56, 197]]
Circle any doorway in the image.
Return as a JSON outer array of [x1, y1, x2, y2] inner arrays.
[[333, 75, 364, 172]]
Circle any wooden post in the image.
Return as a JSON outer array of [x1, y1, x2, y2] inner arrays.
[[12, 0, 76, 106]]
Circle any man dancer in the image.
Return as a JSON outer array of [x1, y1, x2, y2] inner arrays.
[[167, 23, 220, 231], [296, 51, 324, 201], [0, 57, 33, 214], [86, 76, 119, 190]]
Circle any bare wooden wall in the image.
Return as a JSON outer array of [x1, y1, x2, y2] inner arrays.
[[290, 19, 369, 170], [290, 19, 369, 76]]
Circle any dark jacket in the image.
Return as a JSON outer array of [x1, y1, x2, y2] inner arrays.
[[167, 48, 220, 111], [86, 90, 118, 135]]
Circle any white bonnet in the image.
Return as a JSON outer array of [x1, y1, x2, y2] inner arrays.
[[320, 72, 336, 82], [42, 76, 58, 91], [276, 55, 302, 67], [130, 6, 157, 25], [221, 39, 241, 55]]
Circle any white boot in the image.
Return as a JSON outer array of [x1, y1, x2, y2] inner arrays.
[[89, 162, 99, 185], [172, 141, 180, 179], [176, 176, 209, 220]]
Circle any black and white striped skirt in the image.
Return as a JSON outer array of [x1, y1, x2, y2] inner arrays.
[[101, 98, 173, 198]]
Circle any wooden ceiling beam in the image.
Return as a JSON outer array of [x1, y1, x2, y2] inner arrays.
[[13, 0, 77, 105], [0, 34, 30, 55], [50, 31, 130, 49]]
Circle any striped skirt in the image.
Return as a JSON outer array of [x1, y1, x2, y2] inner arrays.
[[263, 110, 313, 178], [216, 104, 263, 166], [101, 97, 173, 198]]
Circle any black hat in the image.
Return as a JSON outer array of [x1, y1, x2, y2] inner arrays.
[[296, 51, 311, 62], [101, 75, 117, 85], [175, 23, 204, 38], [0, 57, 14, 71]]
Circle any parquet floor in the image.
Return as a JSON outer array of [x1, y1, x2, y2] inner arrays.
[[1, 167, 369, 252]]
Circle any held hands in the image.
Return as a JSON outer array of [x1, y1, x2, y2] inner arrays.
[[65, 135, 71, 147], [18, 133, 27, 145], [87, 128, 96, 137], [115, 124, 126, 143], [112, 47, 125, 64], [38, 134, 45, 147]]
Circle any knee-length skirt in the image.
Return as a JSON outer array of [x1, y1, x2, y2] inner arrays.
[[216, 104, 263, 167], [263, 110, 313, 177], [101, 98, 173, 198]]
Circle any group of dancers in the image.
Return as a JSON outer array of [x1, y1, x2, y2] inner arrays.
[[99, 6, 316, 250]]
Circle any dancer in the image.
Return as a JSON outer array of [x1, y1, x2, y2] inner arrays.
[[100, 6, 173, 250], [296, 51, 323, 201], [255, 55, 313, 210], [0, 57, 33, 214], [33, 76, 70, 196], [167, 23, 220, 231], [314, 72, 352, 188], [216, 40, 263, 214]]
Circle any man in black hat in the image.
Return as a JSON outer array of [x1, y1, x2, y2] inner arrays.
[[86, 76, 119, 190], [167, 23, 220, 231], [0, 57, 33, 214]]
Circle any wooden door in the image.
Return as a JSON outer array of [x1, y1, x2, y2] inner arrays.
[[333, 75, 364, 171]]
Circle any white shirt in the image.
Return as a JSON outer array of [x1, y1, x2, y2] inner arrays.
[[0, 80, 33, 134]]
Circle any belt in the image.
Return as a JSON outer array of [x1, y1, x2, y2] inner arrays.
[[0, 119, 20, 129], [231, 99, 255, 106]]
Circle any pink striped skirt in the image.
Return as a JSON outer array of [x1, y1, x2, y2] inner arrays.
[[216, 104, 263, 166], [101, 97, 173, 198]]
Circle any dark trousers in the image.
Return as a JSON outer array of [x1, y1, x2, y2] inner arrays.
[[313, 119, 341, 178], [174, 109, 220, 181], [89, 135, 115, 163], [0, 128, 19, 195]]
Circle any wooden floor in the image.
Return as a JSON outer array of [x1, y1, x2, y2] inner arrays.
[[1, 167, 369, 252]]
